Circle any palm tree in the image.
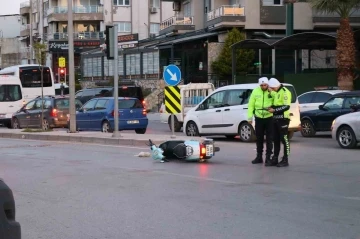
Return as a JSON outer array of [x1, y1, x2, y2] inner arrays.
[[308, 0, 359, 90]]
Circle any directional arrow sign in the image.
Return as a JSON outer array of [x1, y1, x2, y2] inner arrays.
[[163, 64, 181, 86]]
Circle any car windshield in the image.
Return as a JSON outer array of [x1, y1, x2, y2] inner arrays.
[[0, 85, 22, 102], [118, 99, 143, 109]]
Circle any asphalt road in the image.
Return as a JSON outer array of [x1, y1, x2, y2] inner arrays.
[[1, 137, 359, 239]]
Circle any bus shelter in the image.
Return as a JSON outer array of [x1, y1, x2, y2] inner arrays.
[[230, 32, 342, 84]]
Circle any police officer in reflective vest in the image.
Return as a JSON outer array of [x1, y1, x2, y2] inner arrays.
[[247, 77, 274, 165], [267, 78, 291, 167]]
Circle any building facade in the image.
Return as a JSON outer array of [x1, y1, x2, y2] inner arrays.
[[0, 14, 27, 69], [157, 0, 360, 84], [19, 0, 173, 82]]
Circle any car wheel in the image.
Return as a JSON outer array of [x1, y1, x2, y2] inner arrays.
[[168, 116, 182, 132], [42, 118, 50, 131], [301, 120, 316, 137], [239, 122, 256, 142], [337, 126, 357, 149], [288, 131, 295, 140], [12, 118, 20, 129], [135, 128, 146, 134], [186, 121, 199, 136], [102, 120, 113, 133]]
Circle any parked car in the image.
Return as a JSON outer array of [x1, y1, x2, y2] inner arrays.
[[298, 90, 348, 112], [300, 91, 360, 137], [68, 97, 148, 134], [183, 83, 301, 141], [0, 178, 21, 239], [12, 96, 83, 130], [75, 86, 144, 105], [331, 108, 360, 149]]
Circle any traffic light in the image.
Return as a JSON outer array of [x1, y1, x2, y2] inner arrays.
[[59, 68, 66, 83], [104, 25, 114, 60]]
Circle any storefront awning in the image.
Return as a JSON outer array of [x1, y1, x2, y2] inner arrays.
[[157, 32, 221, 48]]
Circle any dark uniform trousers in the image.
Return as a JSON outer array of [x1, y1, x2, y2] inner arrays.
[[273, 118, 290, 157], [255, 117, 273, 157]]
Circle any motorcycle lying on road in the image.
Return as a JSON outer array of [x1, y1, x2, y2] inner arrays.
[[147, 138, 220, 163]]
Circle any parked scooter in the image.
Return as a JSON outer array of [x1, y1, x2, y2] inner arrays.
[[147, 138, 220, 162]]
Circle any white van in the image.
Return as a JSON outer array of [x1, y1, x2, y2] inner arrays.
[[0, 76, 24, 128], [183, 83, 301, 141]]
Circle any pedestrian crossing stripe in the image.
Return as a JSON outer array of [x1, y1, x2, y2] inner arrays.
[[165, 86, 181, 114]]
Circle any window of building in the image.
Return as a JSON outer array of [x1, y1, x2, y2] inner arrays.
[[184, 2, 191, 17], [143, 52, 159, 75], [262, 0, 282, 6], [151, 0, 160, 8], [126, 54, 141, 75], [150, 23, 160, 34], [116, 22, 131, 33], [104, 56, 124, 77], [113, 0, 130, 6]]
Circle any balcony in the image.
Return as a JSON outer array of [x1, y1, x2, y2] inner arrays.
[[20, 1, 30, 15], [20, 24, 30, 37], [159, 16, 195, 35], [47, 5, 103, 22], [313, 9, 360, 27], [206, 5, 246, 29], [48, 32, 104, 40]]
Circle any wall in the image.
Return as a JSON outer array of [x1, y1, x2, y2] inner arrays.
[[244, 0, 313, 30], [0, 15, 22, 38], [161, 2, 174, 20], [0, 38, 25, 68], [207, 42, 224, 73]]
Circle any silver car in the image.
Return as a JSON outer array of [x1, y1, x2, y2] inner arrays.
[[331, 112, 360, 149]]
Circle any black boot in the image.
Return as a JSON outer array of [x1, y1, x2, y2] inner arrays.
[[252, 154, 263, 164], [264, 155, 272, 166], [277, 157, 289, 167], [265, 155, 278, 167]]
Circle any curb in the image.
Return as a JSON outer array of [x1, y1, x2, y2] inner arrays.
[[0, 132, 168, 147]]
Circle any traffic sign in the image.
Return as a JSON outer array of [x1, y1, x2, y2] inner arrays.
[[163, 64, 181, 86], [58, 57, 66, 67], [165, 86, 181, 114]]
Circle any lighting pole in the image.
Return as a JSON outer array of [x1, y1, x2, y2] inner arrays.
[[68, 0, 76, 132]]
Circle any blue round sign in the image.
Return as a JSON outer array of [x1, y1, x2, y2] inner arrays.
[[163, 64, 181, 86]]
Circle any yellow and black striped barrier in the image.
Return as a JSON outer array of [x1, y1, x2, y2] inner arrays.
[[165, 86, 181, 114]]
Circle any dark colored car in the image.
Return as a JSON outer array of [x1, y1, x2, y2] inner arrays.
[[0, 178, 21, 239], [12, 96, 83, 130], [300, 91, 360, 137], [68, 97, 148, 134], [75, 86, 144, 105]]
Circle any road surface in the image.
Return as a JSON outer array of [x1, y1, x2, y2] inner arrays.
[[1, 137, 359, 239]]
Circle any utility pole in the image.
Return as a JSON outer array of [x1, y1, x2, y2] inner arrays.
[[285, 0, 295, 36], [112, 24, 121, 138], [29, 0, 33, 64], [68, 0, 77, 133]]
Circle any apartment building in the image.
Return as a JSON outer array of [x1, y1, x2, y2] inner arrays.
[[156, 0, 360, 84], [0, 14, 28, 69], [19, 0, 173, 81]]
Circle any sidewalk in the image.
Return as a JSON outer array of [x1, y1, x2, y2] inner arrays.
[[0, 128, 204, 147]]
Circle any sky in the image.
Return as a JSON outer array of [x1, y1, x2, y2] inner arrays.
[[0, 0, 21, 15]]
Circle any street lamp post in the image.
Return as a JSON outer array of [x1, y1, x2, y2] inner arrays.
[[68, 0, 77, 133]]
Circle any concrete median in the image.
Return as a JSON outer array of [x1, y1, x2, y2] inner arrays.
[[0, 128, 202, 147]]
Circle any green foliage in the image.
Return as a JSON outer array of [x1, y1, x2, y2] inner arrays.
[[308, 0, 360, 18], [33, 42, 47, 65], [211, 28, 255, 79]]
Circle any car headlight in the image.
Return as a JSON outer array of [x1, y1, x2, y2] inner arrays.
[[332, 120, 336, 126]]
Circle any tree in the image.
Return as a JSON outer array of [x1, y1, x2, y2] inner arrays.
[[308, 0, 359, 90], [33, 42, 47, 130], [211, 28, 255, 80]]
